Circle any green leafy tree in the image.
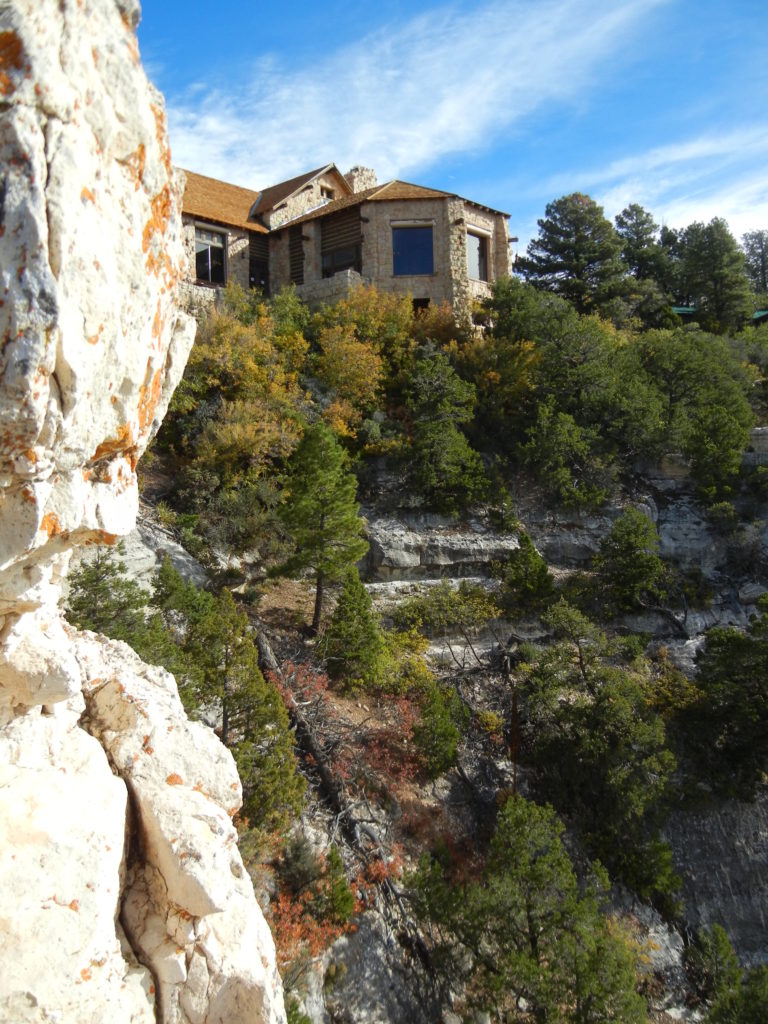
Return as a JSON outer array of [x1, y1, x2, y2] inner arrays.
[[686, 925, 741, 1004], [592, 507, 667, 612], [394, 579, 500, 638], [615, 204, 668, 283], [493, 532, 555, 615], [742, 230, 768, 296], [709, 966, 768, 1024], [317, 845, 356, 924], [633, 328, 753, 502], [518, 193, 627, 315], [65, 545, 183, 672], [677, 219, 752, 331], [154, 565, 305, 831], [412, 680, 467, 777], [156, 283, 309, 560], [409, 796, 647, 1022], [321, 569, 385, 690], [276, 423, 369, 632], [523, 601, 678, 908], [405, 352, 487, 513], [523, 397, 610, 508], [687, 597, 768, 797], [66, 545, 150, 643]]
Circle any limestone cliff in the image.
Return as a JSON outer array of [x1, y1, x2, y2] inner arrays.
[[0, 2, 286, 1021]]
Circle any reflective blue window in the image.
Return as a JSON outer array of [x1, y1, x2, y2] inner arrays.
[[392, 226, 433, 276]]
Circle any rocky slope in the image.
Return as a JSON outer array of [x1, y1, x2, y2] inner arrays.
[[0, 3, 285, 1021]]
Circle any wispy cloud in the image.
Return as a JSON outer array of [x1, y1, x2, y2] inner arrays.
[[165, 0, 667, 189], [554, 127, 768, 237]]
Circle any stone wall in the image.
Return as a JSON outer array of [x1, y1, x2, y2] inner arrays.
[[361, 196, 454, 306], [296, 269, 366, 309], [344, 166, 377, 193], [269, 195, 510, 319], [265, 169, 349, 230], [181, 215, 252, 291], [0, 3, 286, 1022]]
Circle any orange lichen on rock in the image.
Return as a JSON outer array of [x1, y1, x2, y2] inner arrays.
[[80, 186, 95, 204], [142, 185, 171, 255], [150, 102, 172, 177], [137, 365, 163, 432], [125, 142, 146, 190], [90, 423, 137, 465], [166, 773, 183, 786], [40, 512, 62, 538], [0, 31, 24, 97]]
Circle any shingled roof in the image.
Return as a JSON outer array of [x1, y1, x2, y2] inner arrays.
[[181, 169, 266, 233], [249, 163, 352, 218], [279, 179, 509, 228]]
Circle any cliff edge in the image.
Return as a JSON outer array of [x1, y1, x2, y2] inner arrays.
[[0, 2, 286, 1021]]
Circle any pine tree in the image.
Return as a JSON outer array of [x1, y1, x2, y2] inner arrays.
[[494, 531, 555, 614], [409, 797, 647, 1022], [321, 569, 384, 690], [518, 193, 627, 315], [677, 219, 752, 331], [742, 230, 768, 296], [592, 506, 667, 612], [276, 423, 369, 632], [65, 544, 149, 643]]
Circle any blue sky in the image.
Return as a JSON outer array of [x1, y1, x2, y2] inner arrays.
[[137, 0, 767, 254]]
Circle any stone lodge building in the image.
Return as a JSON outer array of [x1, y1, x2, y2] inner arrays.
[[180, 163, 511, 318]]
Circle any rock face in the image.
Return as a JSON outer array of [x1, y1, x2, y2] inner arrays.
[[363, 512, 520, 580], [0, 3, 285, 1022], [666, 792, 768, 967]]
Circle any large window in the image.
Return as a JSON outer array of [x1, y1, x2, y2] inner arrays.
[[467, 231, 489, 281], [392, 225, 433, 276], [195, 227, 225, 284], [322, 245, 361, 278]]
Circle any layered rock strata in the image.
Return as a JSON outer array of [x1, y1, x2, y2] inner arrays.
[[0, 2, 285, 1021]]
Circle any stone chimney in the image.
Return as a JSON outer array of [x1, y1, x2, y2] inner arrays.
[[345, 166, 378, 193]]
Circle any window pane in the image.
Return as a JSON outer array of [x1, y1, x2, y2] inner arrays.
[[393, 226, 433, 276], [209, 244, 225, 284], [194, 227, 226, 284], [467, 232, 488, 281]]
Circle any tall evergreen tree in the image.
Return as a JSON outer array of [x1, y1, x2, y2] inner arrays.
[[276, 423, 368, 632], [742, 229, 768, 296], [405, 352, 486, 513], [615, 203, 665, 281], [677, 219, 752, 331], [321, 568, 384, 689], [518, 193, 627, 315]]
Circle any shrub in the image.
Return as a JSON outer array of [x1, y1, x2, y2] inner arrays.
[[412, 681, 468, 778], [321, 569, 385, 691], [493, 531, 555, 614]]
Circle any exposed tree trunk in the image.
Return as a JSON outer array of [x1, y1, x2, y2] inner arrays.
[[311, 571, 324, 634]]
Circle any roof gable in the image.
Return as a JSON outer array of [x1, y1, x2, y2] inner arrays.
[[181, 169, 266, 233], [250, 163, 352, 218]]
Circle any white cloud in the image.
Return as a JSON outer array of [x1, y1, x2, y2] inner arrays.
[[165, 0, 667, 189], [577, 128, 768, 236]]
